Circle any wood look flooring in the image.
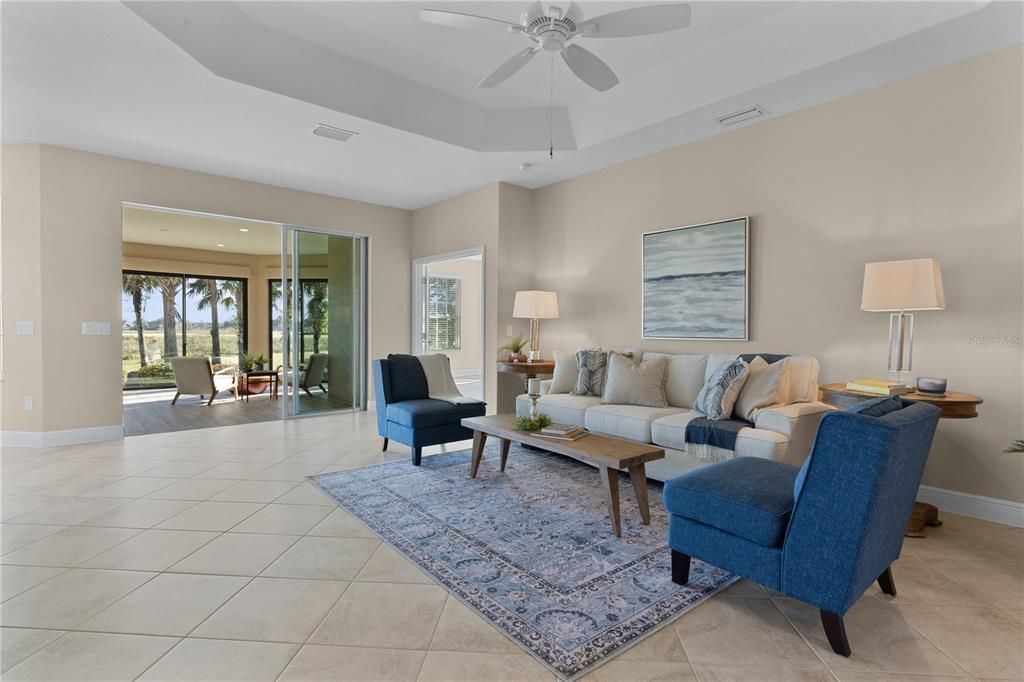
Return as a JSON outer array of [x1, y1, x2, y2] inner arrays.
[[123, 390, 352, 437]]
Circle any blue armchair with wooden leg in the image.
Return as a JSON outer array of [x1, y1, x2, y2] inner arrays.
[[663, 397, 941, 657], [373, 355, 486, 466]]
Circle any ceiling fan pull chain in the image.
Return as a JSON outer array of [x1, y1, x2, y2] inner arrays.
[[549, 52, 554, 159]]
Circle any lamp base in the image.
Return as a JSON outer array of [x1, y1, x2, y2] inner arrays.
[[528, 350, 542, 362]]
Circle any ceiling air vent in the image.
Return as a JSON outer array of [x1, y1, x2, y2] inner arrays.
[[715, 106, 765, 127], [312, 124, 358, 143]]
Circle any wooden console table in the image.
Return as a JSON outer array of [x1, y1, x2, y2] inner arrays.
[[819, 383, 983, 537]]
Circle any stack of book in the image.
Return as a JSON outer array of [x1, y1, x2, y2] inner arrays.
[[845, 379, 912, 396], [538, 423, 588, 441]]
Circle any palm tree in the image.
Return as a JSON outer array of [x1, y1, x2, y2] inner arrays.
[[305, 282, 328, 354], [122, 273, 155, 367], [154, 276, 181, 359], [220, 280, 245, 364], [187, 278, 222, 362]]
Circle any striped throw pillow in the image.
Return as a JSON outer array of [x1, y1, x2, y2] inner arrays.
[[573, 349, 608, 397], [695, 359, 750, 420]]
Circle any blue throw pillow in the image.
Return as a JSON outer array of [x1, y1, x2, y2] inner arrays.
[[846, 396, 905, 418], [386, 354, 429, 402]]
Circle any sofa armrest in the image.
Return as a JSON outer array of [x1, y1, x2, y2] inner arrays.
[[539, 379, 553, 395], [754, 402, 836, 465]]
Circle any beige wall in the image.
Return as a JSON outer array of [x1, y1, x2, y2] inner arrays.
[[528, 46, 1023, 503], [2, 145, 412, 435], [425, 258, 482, 374], [412, 184, 500, 409]]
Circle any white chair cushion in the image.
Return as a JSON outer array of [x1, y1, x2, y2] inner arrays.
[[515, 393, 602, 427], [584, 404, 688, 443]]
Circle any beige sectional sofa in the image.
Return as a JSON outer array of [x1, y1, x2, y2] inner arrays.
[[515, 352, 835, 482]]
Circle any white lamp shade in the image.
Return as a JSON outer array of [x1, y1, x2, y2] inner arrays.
[[861, 258, 945, 312], [513, 291, 559, 319]]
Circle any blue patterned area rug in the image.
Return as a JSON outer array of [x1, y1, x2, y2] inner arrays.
[[310, 444, 736, 680]]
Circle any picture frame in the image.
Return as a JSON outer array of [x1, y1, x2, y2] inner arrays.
[[642, 216, 749, 341]]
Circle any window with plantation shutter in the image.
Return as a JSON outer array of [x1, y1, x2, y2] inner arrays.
[[427, 275, 460, 350]]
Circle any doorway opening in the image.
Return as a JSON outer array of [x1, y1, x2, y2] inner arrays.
[[412, 248, 485, 401], [121, 204, 367, 436]]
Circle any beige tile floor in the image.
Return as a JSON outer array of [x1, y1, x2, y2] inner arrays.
[[1, 411, 1021, 681]]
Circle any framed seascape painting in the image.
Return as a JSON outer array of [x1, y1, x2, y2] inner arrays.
[[642, 217, 749, 340]]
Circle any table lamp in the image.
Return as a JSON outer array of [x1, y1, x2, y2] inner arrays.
[[513, 291, 559, 362], [861, 258, 945, 385]]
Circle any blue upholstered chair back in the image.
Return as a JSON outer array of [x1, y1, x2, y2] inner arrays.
[[372, 355, 431, 434], [781, 399, 941, 613]]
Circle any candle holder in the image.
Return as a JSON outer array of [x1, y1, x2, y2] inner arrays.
[[528, 393, 540, 418]]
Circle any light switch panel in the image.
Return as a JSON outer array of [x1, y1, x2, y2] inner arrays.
[[82, 321, 112, 336], [15, 321, 34, 335]]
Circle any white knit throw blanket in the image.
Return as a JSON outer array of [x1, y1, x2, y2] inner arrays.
[[417, 354, 484, 405], [683, 442, 735, 463]]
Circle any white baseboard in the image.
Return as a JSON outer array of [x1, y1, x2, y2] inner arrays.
[[1, 425, 125, 449], [917, 485, 1024, 528], [452, 369, 481, 379]]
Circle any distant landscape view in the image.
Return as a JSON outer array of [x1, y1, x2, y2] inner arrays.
[[643, 218, 748, 340], [121, 272, 246, 389]]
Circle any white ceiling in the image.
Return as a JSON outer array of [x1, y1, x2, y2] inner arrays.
[[122, 207, 283, 255], [3, 2, 1021, 209]]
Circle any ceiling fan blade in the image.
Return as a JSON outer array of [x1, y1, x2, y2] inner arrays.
[[579, 4, 692, 38], [561, 44, 619, 91], [419, 8, 518, 32], [478, 47, 539, 88]]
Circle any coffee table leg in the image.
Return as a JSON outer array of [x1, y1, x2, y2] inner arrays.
[[470, 431, 487, 479], [599, 465, 622, 537], [628, 464, 651, 525], [499, 438, 511, 472]]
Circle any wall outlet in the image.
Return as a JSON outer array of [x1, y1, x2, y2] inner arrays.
[[23, 396, 33, 411], [505, 324, 513, 337], [15, 321, 34, 335], [82, 321, 112, 336]]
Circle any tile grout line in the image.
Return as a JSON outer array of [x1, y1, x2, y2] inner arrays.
[[273, 575, 359, 680], [765, 595, 843, 681]]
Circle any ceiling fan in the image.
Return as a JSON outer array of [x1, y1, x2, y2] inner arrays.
[[420, 2, 692, 92]]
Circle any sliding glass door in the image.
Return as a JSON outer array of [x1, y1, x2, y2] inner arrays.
[[280, 228, 367, 416]]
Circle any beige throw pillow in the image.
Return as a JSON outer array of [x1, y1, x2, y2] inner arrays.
[[549, 350, 579, 394], [601, 352, 668, 408], [734, 356, 791, 421]]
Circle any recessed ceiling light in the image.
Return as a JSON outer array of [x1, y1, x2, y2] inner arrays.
[[313, 123, 358, 143], [217, 243, 225, 247], [159, 228, 169, 232], [239, 228, 249, 232]]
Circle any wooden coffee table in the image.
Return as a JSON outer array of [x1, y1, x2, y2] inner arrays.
[[461, 414, 665, 537]]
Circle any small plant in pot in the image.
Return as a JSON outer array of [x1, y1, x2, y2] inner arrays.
[[499, 334, 529, 362], [252, 354, 268, 371]]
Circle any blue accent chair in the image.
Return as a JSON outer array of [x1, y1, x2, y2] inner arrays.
[[663, 397, 941, 657], [373, 355, 486, 466]]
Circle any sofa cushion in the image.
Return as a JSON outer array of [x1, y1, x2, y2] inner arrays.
[[705, 354, 738, 383], [386, 354, 429, 402], [517, 393, 602, 427], [585, 404, 688, 443], [650, 410, 704, 450], [549, 350, 579, 394], [664, 457, 800, 547], [602, 352, 668, 408], [386, 399, 484, 429], [573, 349, 608, 397], [644, 353, 708, 409], [695, 359, 749, 420], [785, 355, 819, 404], [734, 356, 791, 421]]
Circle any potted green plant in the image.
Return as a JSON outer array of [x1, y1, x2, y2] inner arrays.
[[252, 354, 268, 371], [241, 353, 255, 372], [1005, 440, 1024, 453], [499, 333, 529, 362]]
